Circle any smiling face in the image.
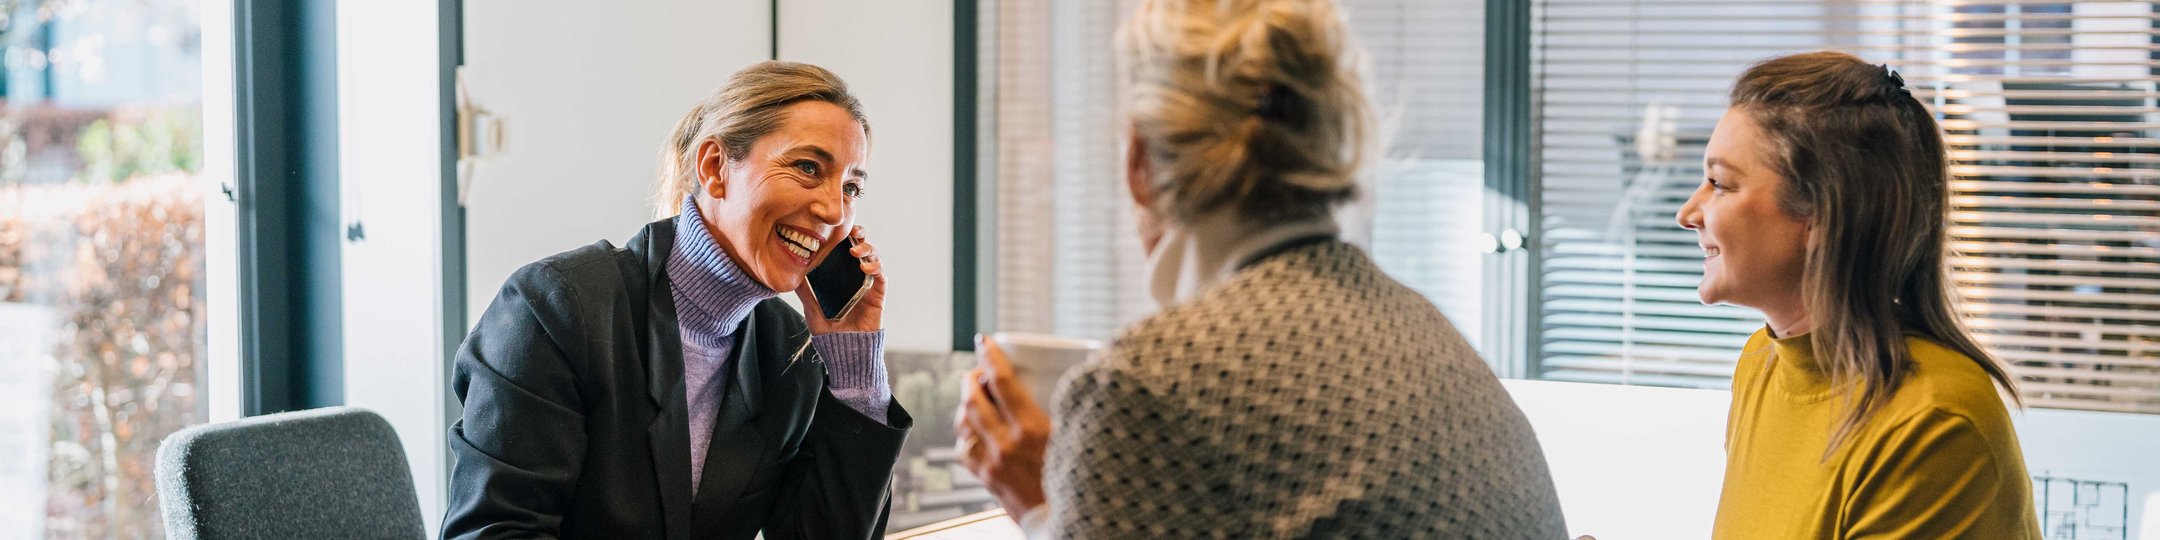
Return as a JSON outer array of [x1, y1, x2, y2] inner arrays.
[[1677, 109, 1812, 323], [696, 100, 869, 292]]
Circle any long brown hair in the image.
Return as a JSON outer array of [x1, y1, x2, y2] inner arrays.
[[1728, 51, 2022, 452], [654, 61, 868, 217]]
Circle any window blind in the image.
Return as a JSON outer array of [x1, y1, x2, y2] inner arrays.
[[988, 0, 1152, 341], [1531, 0, 2160, 413], [1350, 0, 1493, 351]]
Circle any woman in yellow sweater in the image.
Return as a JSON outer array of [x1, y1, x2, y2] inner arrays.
[[1678, 51, 2040, 539]]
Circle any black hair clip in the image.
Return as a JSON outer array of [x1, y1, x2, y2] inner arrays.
[[1255, 84, 1296, 120], [1880, 64, 1911, 100]]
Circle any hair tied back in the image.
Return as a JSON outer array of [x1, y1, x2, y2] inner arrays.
[[1880, 64, 1911, 101], [1255, 84, 1296, 120]]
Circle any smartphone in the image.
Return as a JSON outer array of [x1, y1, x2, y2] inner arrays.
[[805, 237, 872, 322]]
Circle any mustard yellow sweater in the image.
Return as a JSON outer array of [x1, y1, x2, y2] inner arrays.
[[1713, 328, 2040, 539]]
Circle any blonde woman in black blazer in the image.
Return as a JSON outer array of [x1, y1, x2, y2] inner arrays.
[[444, 62, 909, 540]]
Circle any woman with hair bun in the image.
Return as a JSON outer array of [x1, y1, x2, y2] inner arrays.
[[956, 0, 1568, 537]]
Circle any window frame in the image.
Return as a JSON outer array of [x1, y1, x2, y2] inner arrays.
[[231, 0, 345, 415]]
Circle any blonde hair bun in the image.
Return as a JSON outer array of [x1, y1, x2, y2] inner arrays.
[[1119, 0, 1373, 222]]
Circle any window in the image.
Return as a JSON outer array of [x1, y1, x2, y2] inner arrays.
[[0, 0, 215, 536], [1353, 0, 1491, 352], [1529, 0, 2160, 413], [986, 0, 1150, 342]]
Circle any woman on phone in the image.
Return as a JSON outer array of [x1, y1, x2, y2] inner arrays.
[[442, 61, 909, 539], [1686, 51, 2039, 538]]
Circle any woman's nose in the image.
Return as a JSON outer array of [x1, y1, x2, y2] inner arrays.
[[1676, 184, 1707, 231], [809, 185, 846, 225]]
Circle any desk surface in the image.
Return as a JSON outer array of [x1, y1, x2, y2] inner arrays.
[[887, 509, 1021, 540], [884, 380, 2160, 540]]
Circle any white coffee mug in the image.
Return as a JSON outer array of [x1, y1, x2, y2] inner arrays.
[[986, 331, 1104, 411]]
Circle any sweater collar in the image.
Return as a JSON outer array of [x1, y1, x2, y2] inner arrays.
[[667, 196, 779, 344], [1143, 206, 1340, 309], [1766, 329, 1834, 400]]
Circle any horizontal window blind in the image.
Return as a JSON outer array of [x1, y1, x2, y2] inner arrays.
[[989, 0, 1151, 341], [1350, 0, 1493, 351], [1533, 0, 2160, 413]]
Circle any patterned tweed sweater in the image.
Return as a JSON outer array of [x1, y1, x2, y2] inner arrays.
[[1042, 240, 1569, 539]]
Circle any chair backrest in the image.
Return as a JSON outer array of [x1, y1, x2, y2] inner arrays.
[[155, 406, 424, 539]]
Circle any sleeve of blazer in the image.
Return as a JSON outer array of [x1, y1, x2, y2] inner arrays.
[[760, 372, 913, 540], [441, 265, 589, 540]]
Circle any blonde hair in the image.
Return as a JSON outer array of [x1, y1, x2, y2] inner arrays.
[[654, 61, 868, 217], [1729, 51, 2022, 455], [1116, 0, 1372, 222]]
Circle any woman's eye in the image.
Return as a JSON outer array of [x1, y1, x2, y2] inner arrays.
[[795, 160, 821, 177], [843, 183, 865, 199], [1706, 178, 1725, 190]]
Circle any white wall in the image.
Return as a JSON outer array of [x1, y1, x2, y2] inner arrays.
[[337, 1, 450, 534], [778, 0, 957, 352], [459, 0, 773, 325]]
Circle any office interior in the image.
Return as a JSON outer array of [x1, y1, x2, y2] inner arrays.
[[0, 0, 2155, 538]]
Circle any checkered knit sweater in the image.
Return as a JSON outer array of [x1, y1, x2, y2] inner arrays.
[[1042, 239, 1569, 539]]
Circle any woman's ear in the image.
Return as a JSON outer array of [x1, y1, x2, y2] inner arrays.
[[695, 139, 729, 199], [1124, 132, 1153, 210]]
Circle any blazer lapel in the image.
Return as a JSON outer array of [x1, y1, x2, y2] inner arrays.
[[690, 311, 771, 510], [635, 219, 679, 408], [722, 310, 766, 429], [629, 219, 694, 540]]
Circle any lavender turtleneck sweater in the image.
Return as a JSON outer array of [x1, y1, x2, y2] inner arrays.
[[667, 196, 890, 495]]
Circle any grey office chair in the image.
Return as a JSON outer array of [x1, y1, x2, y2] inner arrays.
[[155, 406, 425, 539]]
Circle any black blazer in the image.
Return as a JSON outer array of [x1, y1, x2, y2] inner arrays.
[[442, 218, 912, 540]]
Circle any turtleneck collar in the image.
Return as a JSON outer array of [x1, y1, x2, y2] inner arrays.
[[1766, 329, 1834, 401], [667, 195, 780, 347], [1144, 205, 1340, 308]]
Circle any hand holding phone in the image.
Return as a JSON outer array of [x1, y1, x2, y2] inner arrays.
[[795, 226, 885, 333]]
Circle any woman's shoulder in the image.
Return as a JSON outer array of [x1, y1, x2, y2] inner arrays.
[[472, 238, 656, 340], [1172, 239, 1408, 316], [1899, 337, 2014, 405], [497, 217, 673, 299], [1876, 336, 2021, 441], [492, 240, 637, 302], [1090, 240, 1440, 381], [516, 239, 632, 281]]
